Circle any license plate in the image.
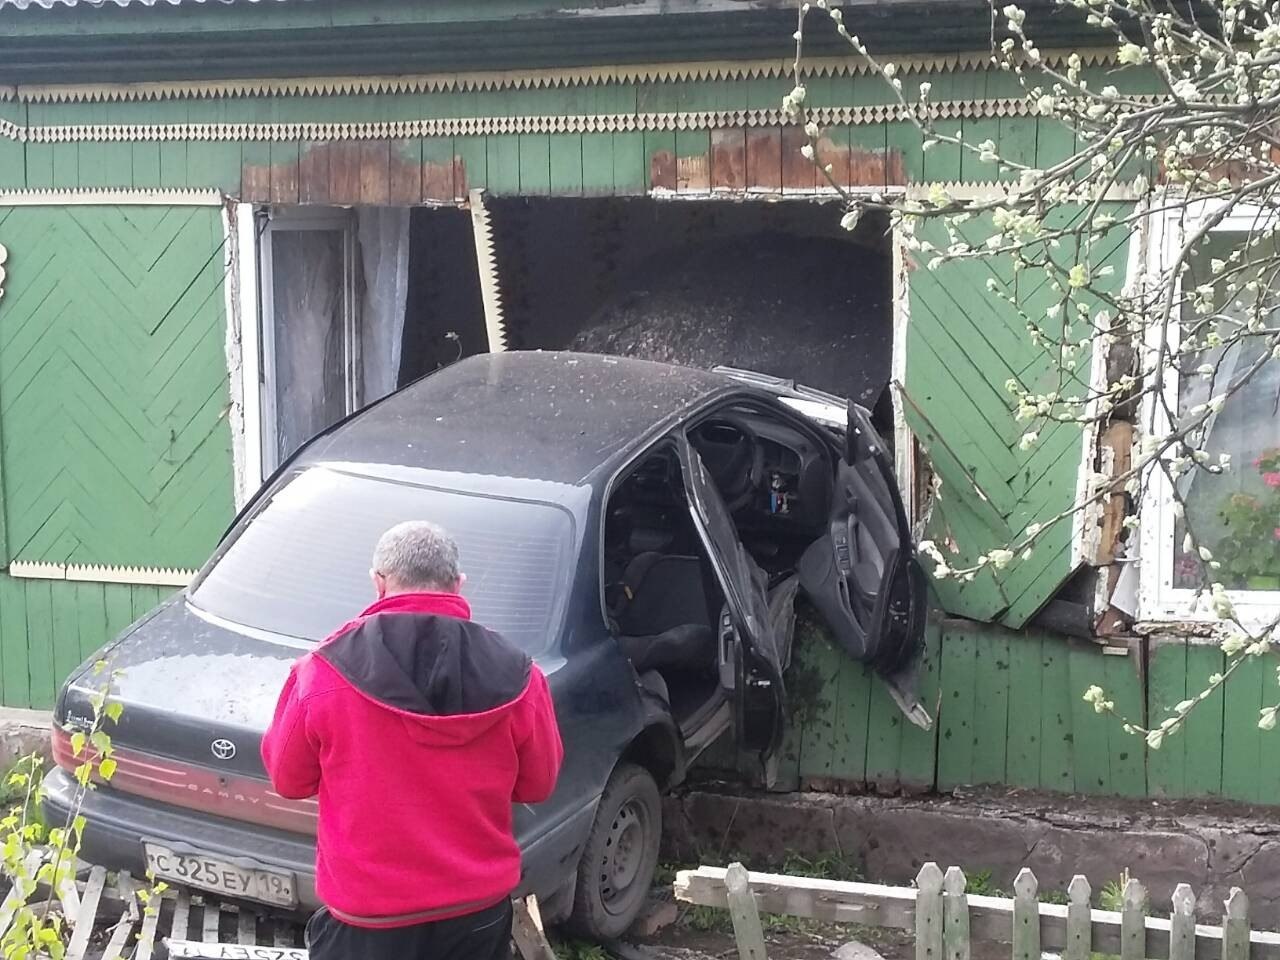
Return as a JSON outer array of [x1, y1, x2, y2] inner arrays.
[[144, 843, 297, 908]]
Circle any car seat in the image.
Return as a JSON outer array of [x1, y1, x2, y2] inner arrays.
[[612, 553, 717, 677]]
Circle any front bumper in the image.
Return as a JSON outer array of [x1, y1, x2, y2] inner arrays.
[[41, 767, 320, 914]]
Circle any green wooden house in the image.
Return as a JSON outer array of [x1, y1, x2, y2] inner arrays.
[[0, 0, 1274, 806]]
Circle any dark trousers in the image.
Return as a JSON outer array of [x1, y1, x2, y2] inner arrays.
[[305, 899, 513, 960]]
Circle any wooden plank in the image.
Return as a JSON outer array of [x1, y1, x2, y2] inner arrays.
[[24, 580, 56, 710], [969, 628, 1010, 785], [580, 133, 614, 195], [781, 124, 817, 194], [1034, 634, 1075, 793], [1012, 870, 1040, 960], [359, 140, 391, 205], [745, 129, 782, 193], [1122, 879, 1148, 960], [936, 630, 978, 790], [269, 141, 301, 205], [0, 851, 45, 942], [422, 137, 455, 204], [0, 574, 30, 708], [1221, 641, 1263, 803], [1004, 632, 1043, 788], [897, 623, 942, 792], [518, 133, 552, 196], [612, 131, 646, 196], [202, 899, 221, 942], [238, 907, 257, 946], [1066, 641, 1113, 795], [133, 886, 163, 960], [710, 128, 747, 193], [943, 867, 970, 960], [73, 581, 107, 662], [102, 873, 138, 960], [512, 896, 557, 960], [1171, 885, 1197, 960], [725, 864, 768, 960], [644, 129, 677, 192], [675, 129, 711, 193], [389, 138, 424, 204], [916, 864, 944, 960], [1181, 643, 1225, 798], [299, 142, 331, 204], [1147, 636, 1187, 797], [66, 866, 107, 960], [1222, 890, 1249, 960], [1105, 651, 1148, 798], [52, 143, 78, 190], [327, 141, 362, 205], [486, 134, 521, 195], [1066, 876, 1093, 960], [171, 888, 192, 942]]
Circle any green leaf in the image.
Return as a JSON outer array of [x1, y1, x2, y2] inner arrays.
[[69, 732, 86, 757], [104, 702, 125, 724], [98, 758, 118, 782]]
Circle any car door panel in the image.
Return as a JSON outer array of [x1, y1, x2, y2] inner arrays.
[[797, 402, 930, 726], [676, 435, 788, 775]]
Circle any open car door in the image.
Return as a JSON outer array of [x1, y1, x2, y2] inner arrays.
[[676, 435, 791, 783], [796, 402, 931, 729]]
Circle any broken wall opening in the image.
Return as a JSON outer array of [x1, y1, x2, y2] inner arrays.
[[486, 197, 897, 436]]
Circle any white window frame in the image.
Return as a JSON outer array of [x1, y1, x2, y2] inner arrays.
[[256, 205, 362, 477], [1138, 199, 1280, 630]]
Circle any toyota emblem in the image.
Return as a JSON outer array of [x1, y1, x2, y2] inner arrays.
[[210, 738, 237, 761]]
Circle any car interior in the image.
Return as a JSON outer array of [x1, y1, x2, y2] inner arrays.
[[602, 402, 839, 737]]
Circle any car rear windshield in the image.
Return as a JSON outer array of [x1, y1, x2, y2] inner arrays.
[[189, 467, 574, 652]]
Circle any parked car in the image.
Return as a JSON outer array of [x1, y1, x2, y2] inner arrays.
[[43, 351, 928, 941]]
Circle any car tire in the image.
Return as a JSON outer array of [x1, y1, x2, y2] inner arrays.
[[566, 762, 662, 941]]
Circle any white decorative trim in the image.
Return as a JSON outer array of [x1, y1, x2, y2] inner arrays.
[[469, 190, 507, 352], [0, 99, 1087, 145], [7, 560, 195, 587], [0, 188, 223, 205], [11, 49, 1120, 104]]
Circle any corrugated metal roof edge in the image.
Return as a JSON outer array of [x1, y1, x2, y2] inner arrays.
[[0, 0, 300, 8]]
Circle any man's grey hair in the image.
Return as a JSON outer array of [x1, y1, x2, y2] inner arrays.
[[372, 521, 461, 591]]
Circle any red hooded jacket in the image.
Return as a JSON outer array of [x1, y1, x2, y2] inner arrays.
[[260, 592, 563, 928]]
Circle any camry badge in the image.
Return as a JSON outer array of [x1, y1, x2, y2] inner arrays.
[[210, 739, 237, 761]]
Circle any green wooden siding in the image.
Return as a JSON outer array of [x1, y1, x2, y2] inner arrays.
[[0, 571, 176, 710], [904, 209, 1132, 628], [699, 624, 1277, 806], [0, 204, 234, 571]]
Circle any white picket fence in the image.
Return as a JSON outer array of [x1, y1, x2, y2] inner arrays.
[[674, 863, 1280, 960]]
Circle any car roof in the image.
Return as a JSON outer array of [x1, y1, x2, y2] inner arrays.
[[300, 351, 737, 486]]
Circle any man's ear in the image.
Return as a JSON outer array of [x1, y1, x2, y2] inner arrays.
[[454, 572, 467, 593], [371, 570, 388, 599]]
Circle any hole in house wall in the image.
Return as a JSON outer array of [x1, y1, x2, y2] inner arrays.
[[486, 197, 895, 435]]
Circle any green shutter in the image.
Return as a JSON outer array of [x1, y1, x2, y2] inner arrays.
[[0, 204, 234, 571], [904, 205, 1132, 628]]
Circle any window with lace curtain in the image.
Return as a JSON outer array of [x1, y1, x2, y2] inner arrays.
[[1141, 213, 1280, 627]]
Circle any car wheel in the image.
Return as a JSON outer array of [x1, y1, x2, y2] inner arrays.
[[566, 762, 662, 941]]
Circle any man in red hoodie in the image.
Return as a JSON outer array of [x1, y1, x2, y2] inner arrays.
[[261, 520, 564, 960]]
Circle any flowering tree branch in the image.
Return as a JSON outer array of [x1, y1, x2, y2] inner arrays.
[[790, 0, 1279, 744]]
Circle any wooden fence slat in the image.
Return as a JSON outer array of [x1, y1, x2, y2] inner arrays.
[[202, 899, 221, 943], [1066, 875, 1093, 960], [0, 850, 44, 941], [54, 854, 81, 922], [1172, 885, 1197, 960], [101, 873, 138, 960], [511, 895, 558, 960], [917, 863, 945, 960], [1122, 878, 1148, 960], [1223, 889, 1250, 960], [171, 889, 192, 942], [1012, 869, 1040, 960], [65, 866, 106, 960], [725, 862, 769, 960], [943, 867, 971, 960], [238, 907, 258, 946], [133, 890, 163, 960]]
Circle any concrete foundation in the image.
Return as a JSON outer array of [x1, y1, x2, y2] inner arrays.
[[0, 708, 51, 772], [663, 787, 1280, 928]]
